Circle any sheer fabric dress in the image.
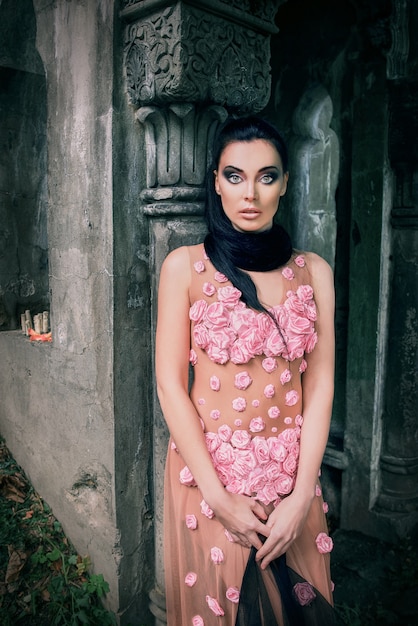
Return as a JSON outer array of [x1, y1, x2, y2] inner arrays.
[[163, 243, 335, 626]]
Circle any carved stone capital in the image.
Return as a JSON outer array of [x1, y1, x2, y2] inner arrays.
[[137, 103, 227, 200], [121, 0, 284, 113]]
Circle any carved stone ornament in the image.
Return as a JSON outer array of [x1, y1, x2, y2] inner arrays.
[[121, 0, 284, 113]]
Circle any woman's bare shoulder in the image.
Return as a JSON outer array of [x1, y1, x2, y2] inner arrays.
[[303, 251, 333, 280]]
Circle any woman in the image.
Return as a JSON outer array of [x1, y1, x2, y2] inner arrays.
[[156, 115, 336, 625]]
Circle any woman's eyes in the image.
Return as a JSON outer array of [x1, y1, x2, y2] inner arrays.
[[259, 173, 275, 184], [226, 172, 277, 184], [227, 173, 242, 184]]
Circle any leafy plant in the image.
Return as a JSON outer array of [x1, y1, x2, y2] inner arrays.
[[0, 437, 117, 625]]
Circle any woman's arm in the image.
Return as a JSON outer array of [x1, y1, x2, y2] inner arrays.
[[156, 246, 269, 547], [256, 253, 335, 568]]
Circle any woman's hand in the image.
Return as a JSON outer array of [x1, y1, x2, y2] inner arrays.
[[255, 493, 313, 569], [209, 491, 271, 550]]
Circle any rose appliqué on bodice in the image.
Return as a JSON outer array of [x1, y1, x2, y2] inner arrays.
[[189, 256, 318, 365]]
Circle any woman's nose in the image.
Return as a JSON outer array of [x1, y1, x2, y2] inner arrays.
[[244, 181, 257, 201]]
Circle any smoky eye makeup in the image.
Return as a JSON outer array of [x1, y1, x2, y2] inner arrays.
[[222, 167, 242, 183], [259, 169, 280, 183]]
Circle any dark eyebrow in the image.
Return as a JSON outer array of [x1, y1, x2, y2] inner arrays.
[[223, 165, 280, 173]]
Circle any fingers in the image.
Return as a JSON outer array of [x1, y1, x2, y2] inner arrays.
[[256, 531, 293, 569], [251, 500, 269, 522]]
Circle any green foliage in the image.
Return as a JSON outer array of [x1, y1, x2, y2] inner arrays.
[[0, 437, 117, 625]]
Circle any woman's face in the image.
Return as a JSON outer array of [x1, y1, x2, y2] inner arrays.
[[214, 139, 288, 233]]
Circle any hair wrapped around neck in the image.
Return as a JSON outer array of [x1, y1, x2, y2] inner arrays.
[[204, 215, 293, 313]]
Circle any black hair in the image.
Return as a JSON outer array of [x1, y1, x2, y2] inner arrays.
[[203, 115, 292, 313]]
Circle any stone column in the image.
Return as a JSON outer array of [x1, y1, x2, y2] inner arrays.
[[375, 0, 418, 529], [120, 1, 285, 622]]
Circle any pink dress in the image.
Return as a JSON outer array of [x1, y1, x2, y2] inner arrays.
[[164, 243, 334, 625]]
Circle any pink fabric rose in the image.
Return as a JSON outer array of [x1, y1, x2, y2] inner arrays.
[[264, 384, 275, 398], [282, 267, 295, 280], [275, 473, 294, 495], [230, 429, 252, 449], [265, 460, 282, 482], [299, 358, 308, 373], [247, 467, 267, 493], [293, 581, 316, 606], [257, 482, 280, 506], [323, 501, 329, 513], [305, 331, 318, 353], [200, 499, 214, 519], [230, 341, 253, 365], [262, 357, 278, 373], [210, 409, 220, 420], [217, 285, 242, 307], [264, 329, 286, 357], [295, 414, 304, 427], [240, 326, 265, 356], [224, 528, 234, 542], [283, 452, 298, 475], [214, 324, 238, 347], [185, 572, 197, 587], [198, 398, 205, 405], [192, 616, 204, 626], [234, 371, 252, 390], [205, 301, 229, 327], [185, 514, 197, 530], [296, 284, 314, 303], [249, 417, 265, 433], [193, 323, 210, 349], [213, 442, 235, 466], [316, 485, 322, 497], [205, 432, 221, 453], [210, 546, 224, 564], [206, 344, 229, 364], [194, 260, 205, 273], [315, 532, 334, 554], [231, 449, 257, 478], [232, 397, 246, 412], [189, 349, 198, 366], [294, 255, 306, 268], [268, 438, 287, 462], [285, 390, 300, 406], [203, 281, 216, 296], [229, 304, 256, 333], [206, 595, 225, 616], [226, 586, 240, 603], [218, 424, 233, 442], [284, 417, 292, 425], [279, 428, 299, 445], [214, 271, 228, 283], [225, 478, 245, 494], [179, 466, 196, 486], [210, 375, 221, 391], [234, 419, 242, 427], [280, 368, 292, 385], [286, 310, 312, 335], [189, 299, 207, 322], [252, 436, 270, 464], [252, 399, 260, 407], [268, 406, 280, 419], [209, 326, 236, 349]]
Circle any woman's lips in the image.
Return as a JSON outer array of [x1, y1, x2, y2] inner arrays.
[[240, 208, 261, 218]]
